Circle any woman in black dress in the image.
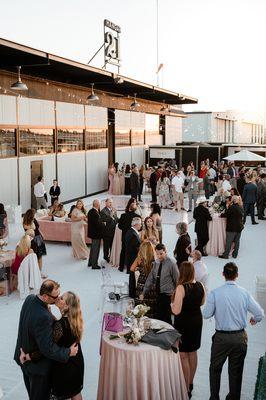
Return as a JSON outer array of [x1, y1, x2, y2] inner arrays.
[[173, 222, 191, 268], [23, 208, 47, 277], [23, 291, 84, 400], [171, 261, 205, 398]]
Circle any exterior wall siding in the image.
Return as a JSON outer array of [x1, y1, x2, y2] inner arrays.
[[86, 149, 108, 194], [0, 158, 18, 206], [57, 152, 86, 202]]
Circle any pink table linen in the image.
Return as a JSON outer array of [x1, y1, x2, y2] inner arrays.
[[110, 225, 122, 268], [97, 323, 188, 400], [206, 213, 226, 256]]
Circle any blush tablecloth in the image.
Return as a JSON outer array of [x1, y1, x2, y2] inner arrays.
[[97, 320, 188, 400], [206, 213, 226, 256], [110, 225, 122, 268]]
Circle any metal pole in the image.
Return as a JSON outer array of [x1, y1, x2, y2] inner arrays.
[[156, 0, 159, 86]]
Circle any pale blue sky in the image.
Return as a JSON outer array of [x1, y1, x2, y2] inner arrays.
[[1, 0, 266, 117]]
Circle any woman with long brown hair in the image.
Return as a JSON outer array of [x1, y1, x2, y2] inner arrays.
[[23, 208, 47, 277], [171, 262, 205, 398], [141, 216, 159, 246], [71, 199, 89, 260], [131, 241, 156, 317]]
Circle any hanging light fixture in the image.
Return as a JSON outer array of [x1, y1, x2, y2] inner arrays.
[[10, 66, 28, 91], [130, 93, 140, 109], [87, 83, 99, 102], [160, 100, 169, 112]]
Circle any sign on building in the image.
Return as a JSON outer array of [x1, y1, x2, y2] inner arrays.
[[104, 19, 121, 72]]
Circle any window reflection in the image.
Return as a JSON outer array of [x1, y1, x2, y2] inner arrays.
[[145, 114, 160, 145], [115, 129, 130, 147], [0, 129, 16, 158], [19, 129, 54, 155], [131, 130, 144, 145], [57, 129, 84, 152], [85, 129, 107, 150]]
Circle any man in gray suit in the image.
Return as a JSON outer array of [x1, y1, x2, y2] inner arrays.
[[100, 198, 118, 263], [14, 280, 78, 400]]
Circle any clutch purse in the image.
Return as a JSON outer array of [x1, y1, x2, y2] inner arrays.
[[103, 312, 123, 332]]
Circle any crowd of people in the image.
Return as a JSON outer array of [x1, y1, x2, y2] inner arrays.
[[1, 157, 265, 400]]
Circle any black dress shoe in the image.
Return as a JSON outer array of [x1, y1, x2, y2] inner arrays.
[[92, 266, 101, 269], [252, 222, 259, 225], [88, 264, 92, 267], [219, 255, 228, 259]]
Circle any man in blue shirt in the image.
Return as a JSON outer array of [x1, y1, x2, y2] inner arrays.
[[203, 262, 264, 400]]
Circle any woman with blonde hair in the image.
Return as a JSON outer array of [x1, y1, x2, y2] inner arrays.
[[71, 200, 89, 260], [141, 216, 159, 246], [23, 208, 47, 277], [171, 262, 205, 398], [11, 234, 33, 282], [131, 241, 156, 317], [21, 291, 84, 400]]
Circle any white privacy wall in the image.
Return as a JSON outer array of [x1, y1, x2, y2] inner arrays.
[[131, 146, 145, 166], [115, 147, 132, 165], [19, 154, 56, 213], [86, 149, 108, 194], [0, 158, 18, 206], [57, 152, 86, 202], [0, 95, 17, 124], [18, 98, 55, 126]]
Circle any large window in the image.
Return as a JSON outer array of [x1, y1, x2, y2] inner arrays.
[[145, 114, 160, 145], [115, 129, 130, 147], [19, 129, 54, 155], [85, 129, 107, 149], [0, 129, 16, 158], [57, 129, 84, 152], [131, 130, 144, 145]]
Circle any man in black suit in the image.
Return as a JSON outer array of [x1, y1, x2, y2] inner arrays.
[[49, 179, 61, 205], [130, 167, 140, 201], [193, 196, 212, 256], [100, 198, 118, 263], [242, 176, 258, 225], [149, 167, 158, 203], [219, 195, 244, 259], [118, 201, 140, 271], [87, 199, 105, 269], [125, 217, 142, 297], [14, 280, 78, 400]]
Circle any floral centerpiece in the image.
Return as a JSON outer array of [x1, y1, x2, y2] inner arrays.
[[0, 239, 7, 253], [110, 304, 150, 345], [212, 202, 225, 214]]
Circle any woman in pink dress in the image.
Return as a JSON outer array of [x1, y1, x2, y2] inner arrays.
[[108, 164, 115, 194], [71, 200, 89, 260]]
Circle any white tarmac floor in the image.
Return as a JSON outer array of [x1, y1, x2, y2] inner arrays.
[[0, 191, 265, 400]]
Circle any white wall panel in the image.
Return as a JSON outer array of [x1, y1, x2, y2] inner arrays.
[[165, 116, 182, 144], [0, 95, 17, 125], [56, 102, 85, 127], [115, 147, 132, 165], [0, 158, 18, 206], [19, 154, 56, 213], [85, 106, 107, 128], [18, 98, 55, 126], [131, 146, 145, 166], [86, 149, 108, 194], [57, 152, 85, 202]]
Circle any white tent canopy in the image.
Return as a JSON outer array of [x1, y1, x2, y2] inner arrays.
[[223, 150, 266, 162]]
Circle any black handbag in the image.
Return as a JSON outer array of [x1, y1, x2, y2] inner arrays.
[[141, 328, 181, 352]]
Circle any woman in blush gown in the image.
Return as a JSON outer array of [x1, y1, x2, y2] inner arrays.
[[71, 200, 89, 260], [113, 162, 122, 195], [108, 164, 115, 194]]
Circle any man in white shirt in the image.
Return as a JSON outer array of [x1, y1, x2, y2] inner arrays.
[[34, 176, 48, 210], [191, 250, 208, 291], [222, 175, 232, 193], [171, 171, 185, 211]]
